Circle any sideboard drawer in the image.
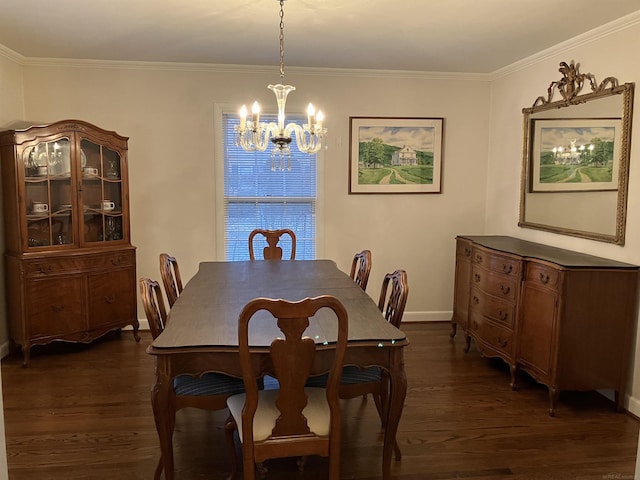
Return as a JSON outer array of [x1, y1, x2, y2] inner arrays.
[[472, 248, 521, 277], [471, 265, 518, 301], [470, 286, 516, 327], [526, 262, 561, 289]]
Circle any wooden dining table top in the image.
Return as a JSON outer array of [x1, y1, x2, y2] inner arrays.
[[149, 259, 407, 351]]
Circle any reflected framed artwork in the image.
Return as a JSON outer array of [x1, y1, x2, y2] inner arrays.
[[348, 116, 444, 194], [529, 118, 621, 192]]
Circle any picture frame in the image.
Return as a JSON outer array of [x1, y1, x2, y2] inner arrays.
[[349, 116, 444, 194], [529, 118, 621, 192]]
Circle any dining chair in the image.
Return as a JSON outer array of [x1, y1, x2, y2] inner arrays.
[[159, 253, 183, 308], [139, 277, 245, 479], [224, 295, 349, 480], [306, 269, 408, 460], [349, 249, 372, 291], [248, 228, 296, 260]]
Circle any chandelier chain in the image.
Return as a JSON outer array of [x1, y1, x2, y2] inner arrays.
[[278, 0, 285, 79]]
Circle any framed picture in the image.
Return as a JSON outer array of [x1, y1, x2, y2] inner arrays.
[[529, 118, 621, 192], [349, 117, 444, 194]]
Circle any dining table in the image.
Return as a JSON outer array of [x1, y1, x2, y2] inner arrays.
[[147, 259, 409, 479]]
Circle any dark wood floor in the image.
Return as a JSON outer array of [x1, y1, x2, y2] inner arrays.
[[2, 322, 638, 480]]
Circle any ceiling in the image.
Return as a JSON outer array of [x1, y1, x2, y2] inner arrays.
[[0, 0, 639, 74]]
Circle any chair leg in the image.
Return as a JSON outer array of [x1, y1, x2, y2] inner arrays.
[[224, 416, 239, 480], [154, 456, 163, 480]]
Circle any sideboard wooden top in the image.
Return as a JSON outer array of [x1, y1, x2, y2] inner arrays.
[[458, 235, 639, 269]]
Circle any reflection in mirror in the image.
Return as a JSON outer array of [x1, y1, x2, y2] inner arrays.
[[519, 61, 634, 245]]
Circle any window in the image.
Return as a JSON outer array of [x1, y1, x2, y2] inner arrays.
[[217, 111, 318, 261]]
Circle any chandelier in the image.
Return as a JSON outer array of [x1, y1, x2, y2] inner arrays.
[[234, 0, 327, 171]]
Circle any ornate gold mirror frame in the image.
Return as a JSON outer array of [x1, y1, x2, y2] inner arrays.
[[519, 61, 634, 245]]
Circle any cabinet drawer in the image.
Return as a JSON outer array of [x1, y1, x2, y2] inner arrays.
[[470, 286, 516, 327], [472, 248, 520, 276], [471, 265, 518, 301], [87, 267, 136, 329], [470, 312, 514, 356], [525, 262, 561, 289], [27, 277, 84, 338], [25, 250, 135, 276], [456, 239, 473, 259]]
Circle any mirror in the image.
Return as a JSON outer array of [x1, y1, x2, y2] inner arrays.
[[519, 61, 634, 245]]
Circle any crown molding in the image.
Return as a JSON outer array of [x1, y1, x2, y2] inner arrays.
[[18, 56, 490, 81], [491, 9, 640, 80], [0, 43, 25, 64]]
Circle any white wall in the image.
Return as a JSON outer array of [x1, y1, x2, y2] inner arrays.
[[15, 63, 491, 323], [487, 18, 640, 413]]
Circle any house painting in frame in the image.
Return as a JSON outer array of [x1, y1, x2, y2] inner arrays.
[[349, 117, 444, 194]]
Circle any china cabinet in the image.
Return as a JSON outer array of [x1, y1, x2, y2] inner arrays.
[[0, 120, 139, 365], [451, 235, 639, 415]]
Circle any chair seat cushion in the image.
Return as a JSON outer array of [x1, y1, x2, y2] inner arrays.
[[173, 373, 245, 397], [227, 387, 330, 442], [305, 365, 382, 387]]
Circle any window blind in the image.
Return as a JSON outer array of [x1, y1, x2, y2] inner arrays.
[[222, 113, 317, 260]]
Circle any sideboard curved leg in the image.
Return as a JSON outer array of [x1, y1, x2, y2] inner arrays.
[[449, 322, 457, 338]]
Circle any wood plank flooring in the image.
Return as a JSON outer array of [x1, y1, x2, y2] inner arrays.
[[1, 322, 638, 479]]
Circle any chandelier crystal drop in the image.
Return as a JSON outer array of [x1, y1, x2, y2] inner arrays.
[[234, 0, 327, 171]]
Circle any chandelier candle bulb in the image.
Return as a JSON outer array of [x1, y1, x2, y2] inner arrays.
[[239, 105, 247, 130], [251, 102, 260, 126], [307, 103, 316, 129]]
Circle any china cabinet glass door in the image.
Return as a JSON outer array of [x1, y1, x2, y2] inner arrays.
[[79, 138, 124, 245], [23, 137, 74, 248]]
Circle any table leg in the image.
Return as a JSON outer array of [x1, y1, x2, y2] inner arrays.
[[151, 358, 174, 480], [383, 347, 407, 479]]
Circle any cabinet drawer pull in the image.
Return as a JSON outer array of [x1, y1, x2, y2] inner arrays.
[[496, 337, 508, 348], [472, 320, 479, 330], [472, 296, 480, 305], [539, 273, 550, 285], [36, 264, 52, 274], [502, 264, 513, 274], [474, 273, 481, 283], [51, 303, 65, 313], [464, 247, 472, 257], [104, 294, 116, 304], [474, 253, 483, 263], [498, 310, 508, 321], [499, 284, 511, 295]]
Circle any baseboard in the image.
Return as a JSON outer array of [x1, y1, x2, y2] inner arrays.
[[402, 310, 452, 322]]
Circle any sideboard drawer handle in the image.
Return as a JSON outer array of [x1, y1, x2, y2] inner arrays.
[[498, 310, 508, 321], [474, 273, 481, 283], [464, 247, 472, 257], [502, 264, 513, 274], [539, 273, 550, 285], [496, 337, 508, 348], [104, 294, 116, 304], [51, 303, 65, 313], [472, 296, 480, 305], [499, 284, 511, 295]]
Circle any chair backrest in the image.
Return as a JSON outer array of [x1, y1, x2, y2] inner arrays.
[[349, 250, 372, 291], [248, 229, 296, 260], [377, 269, 409, 328], [159, 253, 183, 307], [237, 295, 348, 449], [139, 277, 168, 339]]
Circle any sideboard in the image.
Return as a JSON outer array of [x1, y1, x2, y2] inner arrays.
[[451, 235, 639, 415]]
